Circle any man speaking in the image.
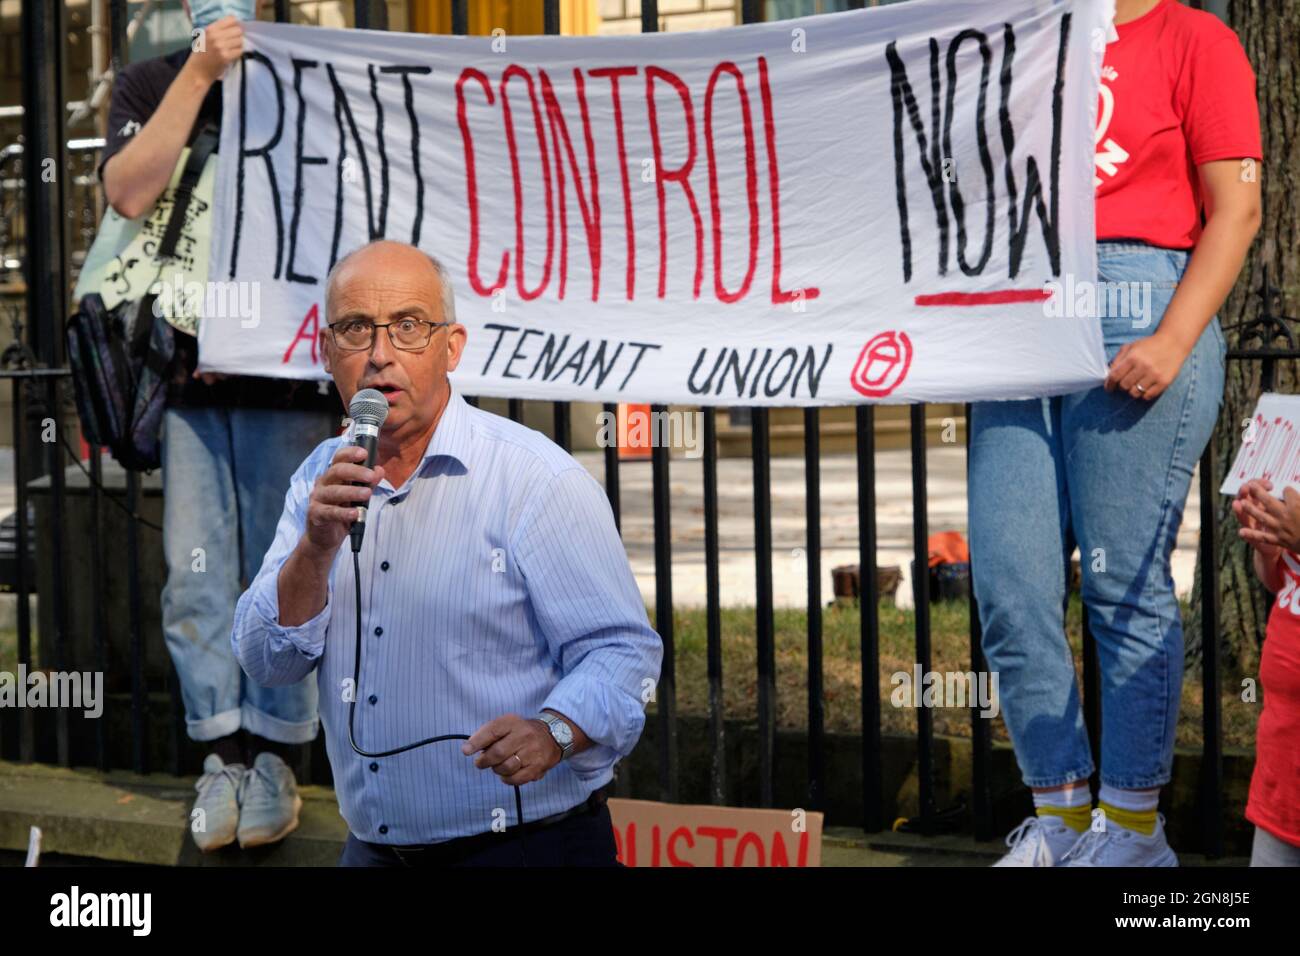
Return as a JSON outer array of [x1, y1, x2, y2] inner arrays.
[[231, 240, 662, 866]]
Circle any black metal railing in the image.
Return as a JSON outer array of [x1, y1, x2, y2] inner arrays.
[[0, 0, 1269, 860], [0, 141, 104, 288]]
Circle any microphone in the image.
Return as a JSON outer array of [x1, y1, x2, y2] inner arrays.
[[347, 388, 389, 553]]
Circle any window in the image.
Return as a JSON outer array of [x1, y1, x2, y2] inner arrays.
[[764, 0, 909, 20]]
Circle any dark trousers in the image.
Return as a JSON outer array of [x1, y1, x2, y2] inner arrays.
[[338, 804, 621, 867]]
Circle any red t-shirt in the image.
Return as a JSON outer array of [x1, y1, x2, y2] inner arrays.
[[1246, 550, 1300, 849], [1095, 0, 1261, 248]]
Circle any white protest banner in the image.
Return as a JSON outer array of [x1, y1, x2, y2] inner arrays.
[[1220, 394, 1300, 498], [205, 0, 1112, 405]]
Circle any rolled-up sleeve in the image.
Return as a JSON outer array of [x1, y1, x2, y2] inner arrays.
[[231, 441, 338, 687], [513, 467, 663, 784]]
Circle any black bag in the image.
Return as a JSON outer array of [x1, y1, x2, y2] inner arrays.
[[66, 125, 219, 472]]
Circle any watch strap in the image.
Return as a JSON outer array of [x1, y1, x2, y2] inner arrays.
[[538, 712, 574, 759]]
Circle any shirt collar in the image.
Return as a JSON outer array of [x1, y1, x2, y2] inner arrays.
[[345, 385, 473, 495], [415, 384, 473, 471]]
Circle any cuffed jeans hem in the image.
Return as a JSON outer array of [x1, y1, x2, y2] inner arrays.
[[1099, 772, 1171, 791], [1021, 766, 1096, 790], [241, 702, 319, 744], [186, 708, 243, 743]]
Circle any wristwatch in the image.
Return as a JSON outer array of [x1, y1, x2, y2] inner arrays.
[[536, 711, 575, 760]]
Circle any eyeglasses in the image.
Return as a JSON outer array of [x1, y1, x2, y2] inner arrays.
[[327, 317, 450, 352]]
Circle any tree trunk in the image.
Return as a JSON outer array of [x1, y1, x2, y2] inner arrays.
[[1189, 0, 1300, 683]]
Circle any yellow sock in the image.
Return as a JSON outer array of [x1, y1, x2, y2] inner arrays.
[[1038, 803, 1090, 833], [1097, 801, 1156, 836]]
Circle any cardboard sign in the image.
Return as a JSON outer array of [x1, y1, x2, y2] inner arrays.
[[205, 0, 1112, 405], [606, 797, 823, 867], [1221, 393, 1300, 498]]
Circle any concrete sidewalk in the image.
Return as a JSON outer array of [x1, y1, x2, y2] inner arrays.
[[575, 448, 1204, 610], [0, 761, 1245, 867]]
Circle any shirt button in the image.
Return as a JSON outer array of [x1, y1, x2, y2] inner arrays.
[[378, 825, 388, 835], [381, 561, 390, 572], [369, 762, 379, 773], [368, 694, 378, 705], [374, 626, 384, 637]]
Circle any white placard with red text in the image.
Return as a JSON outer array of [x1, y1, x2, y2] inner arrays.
[[205, 0, 1113, 405], [1221, 393, 1300, 498]]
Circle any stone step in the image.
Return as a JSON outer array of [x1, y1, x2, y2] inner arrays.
[[0, 759, 345, 866], [0, 760, 1250, 867]]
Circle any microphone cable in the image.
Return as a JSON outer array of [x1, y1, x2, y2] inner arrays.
[[345, 549, 528, 866]]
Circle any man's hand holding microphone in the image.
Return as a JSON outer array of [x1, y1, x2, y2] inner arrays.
[[276, 444, 384, 628], [277, 390, 388, 626]]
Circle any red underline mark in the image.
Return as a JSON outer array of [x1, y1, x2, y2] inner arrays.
[[914, 289, 1053, 307]]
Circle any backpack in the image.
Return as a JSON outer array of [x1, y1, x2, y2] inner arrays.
[[65, 125, 219, 472]]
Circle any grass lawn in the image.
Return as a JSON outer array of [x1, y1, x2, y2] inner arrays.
[[0, 628, 18, 672], [650, 597, 1259, 751]]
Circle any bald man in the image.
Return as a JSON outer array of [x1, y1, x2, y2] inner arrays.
[[232, 240, 662, 866]]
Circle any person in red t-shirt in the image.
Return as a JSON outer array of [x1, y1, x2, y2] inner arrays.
[[971, 0, 1262, 867], [1233, 479, 1300, 866]]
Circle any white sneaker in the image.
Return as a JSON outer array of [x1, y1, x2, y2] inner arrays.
[[237, 752, 303, 849], [192, 754, 245, 852], [1060, 813, 1178, 867], [993, 814, 1083, 866]]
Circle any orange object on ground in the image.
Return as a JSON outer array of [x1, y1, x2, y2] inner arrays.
[[618, 403, 653, 460], [928, 531, 969, 567]]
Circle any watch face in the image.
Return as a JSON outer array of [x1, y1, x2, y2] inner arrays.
[[553, 720, 573, 746]]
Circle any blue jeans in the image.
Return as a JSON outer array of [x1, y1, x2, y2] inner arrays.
[[968, 241, 1226, 790], [161, 405, 334, 743]]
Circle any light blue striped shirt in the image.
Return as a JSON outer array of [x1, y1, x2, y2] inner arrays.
[[231, 387, 662, 845]]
